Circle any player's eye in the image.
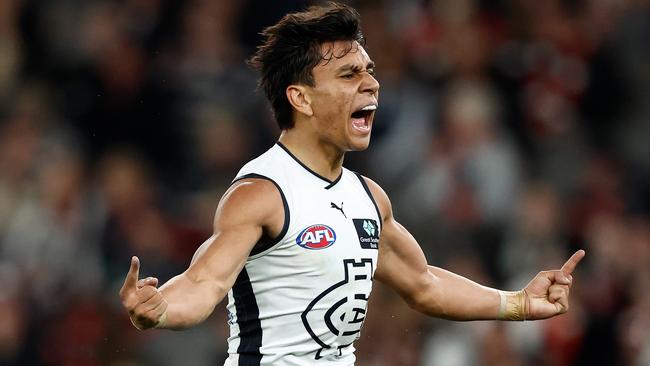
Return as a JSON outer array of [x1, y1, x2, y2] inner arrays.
[[341, 73, 355, 79], [367, 68, 375, 76]]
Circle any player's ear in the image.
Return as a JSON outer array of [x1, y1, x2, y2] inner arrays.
[[286, 85, 313, 117]]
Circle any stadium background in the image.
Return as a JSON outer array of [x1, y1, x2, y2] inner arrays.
[[0, 0, 649, 365]]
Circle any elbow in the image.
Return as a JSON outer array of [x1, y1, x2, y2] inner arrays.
[[184, 270, 228, 298], [180, 271, 229, 310], [404, 290, 425, 312], [404, 282, 449, 318]]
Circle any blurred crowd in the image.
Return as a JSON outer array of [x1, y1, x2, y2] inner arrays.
[[0, 0, 648, 365]]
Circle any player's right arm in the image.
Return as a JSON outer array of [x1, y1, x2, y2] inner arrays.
[[119, 178, 284, 330]]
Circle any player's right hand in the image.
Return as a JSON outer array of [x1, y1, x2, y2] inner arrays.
[[119, 256, 168, 330]]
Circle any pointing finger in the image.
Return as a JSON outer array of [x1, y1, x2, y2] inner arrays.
[[561, 250, 586, 275], [123, 256, 140, 291]]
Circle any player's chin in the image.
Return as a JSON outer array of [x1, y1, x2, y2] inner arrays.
[[347, 121, 373, 150], [346, 134, 372, 151]]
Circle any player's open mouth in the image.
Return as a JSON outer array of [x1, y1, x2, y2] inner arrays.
[[351, 104, 376, 134]]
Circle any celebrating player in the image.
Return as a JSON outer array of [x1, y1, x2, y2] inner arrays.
[[119, 3, 585, 365]]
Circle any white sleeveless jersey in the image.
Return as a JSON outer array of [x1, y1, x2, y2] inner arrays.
[[223, 143, 382, 366]]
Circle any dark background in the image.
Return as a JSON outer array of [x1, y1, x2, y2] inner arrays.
[[0, 0, 648, 365]]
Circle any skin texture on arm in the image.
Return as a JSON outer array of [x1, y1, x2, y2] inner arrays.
[[366, 176, 584, 321], [119, 178, 284, 330], [370, 177, 502, 320]]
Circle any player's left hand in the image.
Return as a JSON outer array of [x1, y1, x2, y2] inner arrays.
[[523, 250, 586, 320]]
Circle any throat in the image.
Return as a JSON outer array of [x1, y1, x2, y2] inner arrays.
[[277, 134, 344, 182]]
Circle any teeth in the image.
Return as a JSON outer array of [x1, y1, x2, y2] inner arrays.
[[360, 105, 377, 111]]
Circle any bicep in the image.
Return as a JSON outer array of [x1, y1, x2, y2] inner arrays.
[[375, 217, 434, 305], [362, 176, 434, 305], [187, 226, 261, 288], [183, 179, 282, 294]]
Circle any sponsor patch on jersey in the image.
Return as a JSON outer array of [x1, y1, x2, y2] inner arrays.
[[296, 224, 337, 250], [352, 219, 380, 249]]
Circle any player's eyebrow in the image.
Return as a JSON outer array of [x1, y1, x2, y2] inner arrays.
[[337, 61, 375, 73]]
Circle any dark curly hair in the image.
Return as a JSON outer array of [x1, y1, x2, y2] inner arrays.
[[248, 2, 365, 130]]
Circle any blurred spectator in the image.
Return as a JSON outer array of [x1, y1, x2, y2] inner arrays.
[[0, 264, 26, 365], [400, 80, 520, 227]]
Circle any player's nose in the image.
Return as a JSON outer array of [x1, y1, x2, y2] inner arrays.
[[360, 73, 379, 95]]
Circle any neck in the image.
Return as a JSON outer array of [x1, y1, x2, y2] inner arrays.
[[278, 129, 344, 182]]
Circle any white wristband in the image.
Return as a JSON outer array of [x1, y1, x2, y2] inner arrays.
[[497, 290, 507, 320]]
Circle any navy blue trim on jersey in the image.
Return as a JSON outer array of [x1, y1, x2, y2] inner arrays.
[[354, 172, 383, 230], [232, 268, 263, 365], [276, 142, 343, 189], [324, 172, 342, 189], [231, 173, 290, 256]]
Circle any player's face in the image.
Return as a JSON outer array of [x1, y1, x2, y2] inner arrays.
[[307, 41, 379, 151]]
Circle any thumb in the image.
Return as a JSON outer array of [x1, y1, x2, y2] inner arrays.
[[527, 270, 560, 296], [123, 256, 140, 291], [551, 270, 572, 286], [137, 277, 159, 289], [533, 270, 571, 287]]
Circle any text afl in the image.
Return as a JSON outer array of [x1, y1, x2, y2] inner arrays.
[[296, 224, 337, 250]]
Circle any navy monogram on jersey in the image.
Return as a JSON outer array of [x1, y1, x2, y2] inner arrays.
[[224, 143, 381, 366]]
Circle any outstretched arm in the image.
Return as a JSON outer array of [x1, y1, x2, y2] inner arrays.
[[119, 178, 284, 330], [366, 177, 585, 321]]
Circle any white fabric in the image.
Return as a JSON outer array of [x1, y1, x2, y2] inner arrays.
[[224, 144, 381, 366]]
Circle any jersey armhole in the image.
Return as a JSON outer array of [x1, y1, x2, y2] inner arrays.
[[353, 172, 383, 231], [231, 173, 290, 257]]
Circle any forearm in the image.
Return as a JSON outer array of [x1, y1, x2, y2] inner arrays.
[[157, 272, 227, 330], [369, 185, 531, 321], [413, 266, 515, 321]]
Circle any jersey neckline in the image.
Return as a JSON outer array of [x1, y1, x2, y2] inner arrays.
[[276, 142, 343, 190]]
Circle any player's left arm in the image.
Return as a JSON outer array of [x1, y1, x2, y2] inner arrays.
[[365, 177, 585, 321]]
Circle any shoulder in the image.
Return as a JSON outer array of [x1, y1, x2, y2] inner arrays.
[[236, 144, 286, 178], [356, 174, 393, 222], [215, 177, 284, 229]]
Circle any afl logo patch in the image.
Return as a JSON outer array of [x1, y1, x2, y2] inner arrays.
[[296, 224, 337, 250]]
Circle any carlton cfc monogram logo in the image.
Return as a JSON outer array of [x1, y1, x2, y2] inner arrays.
[[296, 224, 337, 250]]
